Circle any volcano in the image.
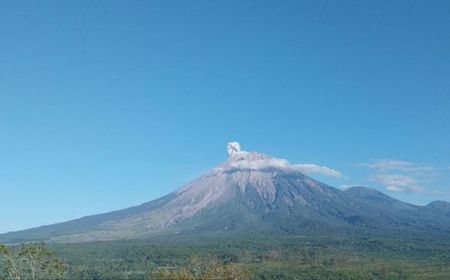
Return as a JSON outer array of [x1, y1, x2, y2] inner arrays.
[[1, 142, 449, 243]]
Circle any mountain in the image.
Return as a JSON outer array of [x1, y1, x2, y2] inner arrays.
[[427, 201, 450, 213], [1, 142, 449, 244]]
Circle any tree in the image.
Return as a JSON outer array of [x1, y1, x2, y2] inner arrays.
[[150, 255, 251, 280], [0, 244, 21, 280], [0, 243, 65, 280]]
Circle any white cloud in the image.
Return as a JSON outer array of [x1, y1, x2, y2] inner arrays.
[[360, 159, 435, 173], [339, 184, 359, 191], [372, 174, 426, 194], [229, 158, 290, 170], [225, 142, 342, 178], [229, 159, 342, 178], [292, 163, 342, 178], [360, 159, 443, 195]]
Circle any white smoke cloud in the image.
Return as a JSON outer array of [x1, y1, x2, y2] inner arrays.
[[229, 158, 290, 170], [225, 142, 342, 178], [227, 142, 245, 157]]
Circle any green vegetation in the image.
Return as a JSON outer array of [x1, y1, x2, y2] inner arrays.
[[1, 233, 450, 279], [150, 255, 250, 280], [0, 243, 65, 280]]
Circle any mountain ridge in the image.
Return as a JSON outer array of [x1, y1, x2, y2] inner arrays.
[[1, 143, 449, 244]]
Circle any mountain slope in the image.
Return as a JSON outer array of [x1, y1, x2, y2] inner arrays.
[[1, 143, 449, 243]]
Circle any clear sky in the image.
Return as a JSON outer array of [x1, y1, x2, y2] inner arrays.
[[1, 0, 449, 233]]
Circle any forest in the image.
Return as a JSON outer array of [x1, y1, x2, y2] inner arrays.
[[1, 232, 450, 279]]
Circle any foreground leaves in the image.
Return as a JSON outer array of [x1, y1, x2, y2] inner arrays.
[[0, 243, 65, 280]]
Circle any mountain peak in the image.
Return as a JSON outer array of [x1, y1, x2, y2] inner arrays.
[[344, 186, 394, 200], [2, 143, 450, 243], [221, 146, 284, 174], [223, 142, 342, 179], [427, 200, 450, 212], [223, 142, 278, 170]]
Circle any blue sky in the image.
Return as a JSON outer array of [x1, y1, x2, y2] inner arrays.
[[1, 0, 449, 233]]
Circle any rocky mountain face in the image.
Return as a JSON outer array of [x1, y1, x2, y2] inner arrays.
[[1, 143, 449, 243]]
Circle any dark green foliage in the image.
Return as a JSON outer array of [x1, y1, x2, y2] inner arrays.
[[46, 233, 450, 280], [2, 233, 449, 279]]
